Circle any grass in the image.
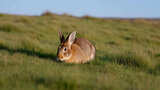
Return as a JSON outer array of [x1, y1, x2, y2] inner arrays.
[[0, 12, 160, 90]]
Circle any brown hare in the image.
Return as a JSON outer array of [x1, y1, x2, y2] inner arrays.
[[57, 31, 96, 64]]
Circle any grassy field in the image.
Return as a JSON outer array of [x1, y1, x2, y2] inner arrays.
[[0, 12, 160, 90]]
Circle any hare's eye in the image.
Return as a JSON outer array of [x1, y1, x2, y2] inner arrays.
[[64, 47, 67, 51]]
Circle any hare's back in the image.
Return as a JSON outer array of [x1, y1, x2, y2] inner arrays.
[[74, 38, 95, 60]]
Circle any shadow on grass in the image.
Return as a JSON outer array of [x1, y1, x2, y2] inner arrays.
[[155, 54, 160, 57], [0, 45, 57, 61], [147, 63, 160, 76]]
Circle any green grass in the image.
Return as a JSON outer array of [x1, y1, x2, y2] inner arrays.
[[0, 12, 160, 90]]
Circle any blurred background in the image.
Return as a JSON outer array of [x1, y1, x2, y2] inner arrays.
[[0, 0, 160, 18]]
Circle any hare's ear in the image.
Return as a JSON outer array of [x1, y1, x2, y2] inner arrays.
[[67, 31, 77, 45], [58, 30, 65, 43]]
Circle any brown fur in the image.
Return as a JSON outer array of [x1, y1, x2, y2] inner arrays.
[[57, 31, 96, 64]]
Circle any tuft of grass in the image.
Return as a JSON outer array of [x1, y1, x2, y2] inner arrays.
[[106, 51, 152, 69], [0, 23, 21, 32]]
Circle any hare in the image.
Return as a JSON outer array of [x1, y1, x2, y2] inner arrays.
[[57, 31, 96, 64]]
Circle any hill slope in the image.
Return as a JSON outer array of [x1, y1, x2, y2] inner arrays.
[[0, 13, 160, 90]]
